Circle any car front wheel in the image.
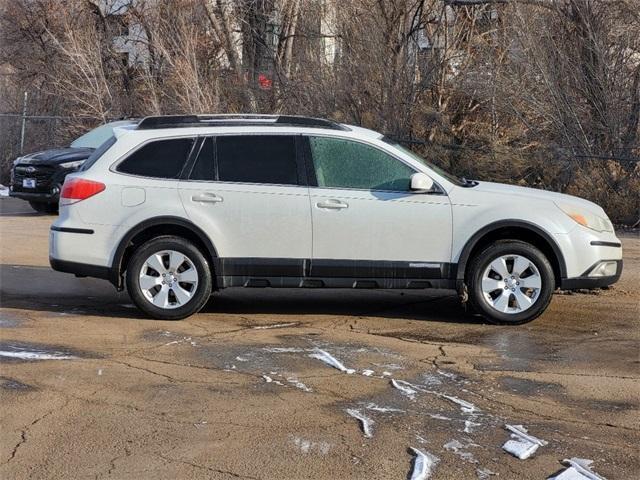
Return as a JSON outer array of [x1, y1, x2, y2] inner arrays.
[[467, 240, 555, 325], [126, 236, 213, 320]]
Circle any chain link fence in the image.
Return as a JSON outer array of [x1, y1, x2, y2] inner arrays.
[[0, 111, 97, 186]]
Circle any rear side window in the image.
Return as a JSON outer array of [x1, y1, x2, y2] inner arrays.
[[216, 135, 298, 185], [117, 138, 194, 178], [80, 136, 117, 171]]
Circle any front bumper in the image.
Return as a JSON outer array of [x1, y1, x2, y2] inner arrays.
[[560, 259, 623, 290], [9, 190, 59, 202]]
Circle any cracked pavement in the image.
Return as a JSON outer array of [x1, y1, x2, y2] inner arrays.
[[0, 198, 638, 479]]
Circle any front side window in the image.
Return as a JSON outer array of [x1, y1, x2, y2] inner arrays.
[[117, 138, 194, 178], [216, 135, 298, 185], [308, 137, 415, 191]]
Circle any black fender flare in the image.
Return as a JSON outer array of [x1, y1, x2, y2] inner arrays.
[[454, 220, 567, 285], [109, 216, 218, 288]]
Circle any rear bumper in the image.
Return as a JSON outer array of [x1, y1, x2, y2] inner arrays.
[[50, 257, 111, 281], [560, 259, 623, 290]]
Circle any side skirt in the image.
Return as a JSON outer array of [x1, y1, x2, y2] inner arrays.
[[214, 258, 456, 290]]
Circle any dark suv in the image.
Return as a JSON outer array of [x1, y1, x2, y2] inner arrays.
[[10, 120, 136, 213]]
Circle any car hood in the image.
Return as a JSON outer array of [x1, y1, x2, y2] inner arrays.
[[471, 181, 607, 217], [15, 147, 94, 166]]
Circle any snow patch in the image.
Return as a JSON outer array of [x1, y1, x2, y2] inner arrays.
[[502, 424, 547, 460], [252, 322, 299, 330], [547, 458, 606, 480], [464, 418, 482, 433], [262, 375, 284, 386], [361, 369, 374, 376], [286, 377, 312, 392], [443, 439, 478, 463], [0, 185, 8, 197], [365, 402, 404, 413], [308, 348, 355, 374], [391, 379, 420, 399], [0, 349, 76, 360], [263, 347, 308, 353], [477, 467, 497, 479], [429, 414, 452, 421], [438, 393, 478, 414], [346, 408, 374, 438], [408, 447, 439, 480]]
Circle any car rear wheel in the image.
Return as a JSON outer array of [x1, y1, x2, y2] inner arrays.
[[29, 201, 58, 214], [467, 240, 555, 325], [126, 236, 212, 320]]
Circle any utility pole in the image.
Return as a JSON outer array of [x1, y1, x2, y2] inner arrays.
[[20, 91, 28, 155]]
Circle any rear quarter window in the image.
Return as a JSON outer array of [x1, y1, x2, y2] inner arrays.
[[116, 138, 195, 178]]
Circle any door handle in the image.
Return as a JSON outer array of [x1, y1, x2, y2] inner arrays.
[[316, 199, 348, 210], [191, 193, 223, 203]]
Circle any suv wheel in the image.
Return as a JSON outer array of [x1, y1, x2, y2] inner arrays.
[[467, 240, 555, 325], [29, 201, 58, 214], [126, 236, 212, 320]]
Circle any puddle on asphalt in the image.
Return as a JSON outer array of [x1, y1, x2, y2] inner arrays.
[[0, 340, 96, 362], [0, 311, 24, 328], [0, 376, 35, 391], [500, 377, 565, 397], [190, 335, 406, 379]]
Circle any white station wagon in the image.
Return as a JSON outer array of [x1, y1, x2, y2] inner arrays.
[[50, 115, 623, 323]]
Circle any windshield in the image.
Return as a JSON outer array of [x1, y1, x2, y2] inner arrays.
[[382, 137, 465, 187], [70, 120, 134, 149]]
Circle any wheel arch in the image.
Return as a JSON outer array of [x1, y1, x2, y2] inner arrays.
[[455, 220, 566, 288], [110, 216, 218, 289]]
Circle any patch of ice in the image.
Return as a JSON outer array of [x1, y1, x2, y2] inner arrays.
[[477, 467, 497, 479], [286, 377, 312, 392], [464, 418, 482, 433], [346, 408, 374, 438], [252, 322, 298, 330], [443, 439, 478, 463], [263, 347, 308, 353], [365, 402, 404, 413], [291, 436, 330, 455], [409, 447, 439, 480], [438, 393, 478, 414], [421, 374, 443, 386], [361, 369, 374, 376], [0, 349, 76, 360], [391, 379, 420, 399], [308, 348, 355, 374], [429, 414, 452, 421], [382, 371, 392, 376], [502, 424, 547, 460], [262, 375, 284, 386], [547, 458, 606, 480]]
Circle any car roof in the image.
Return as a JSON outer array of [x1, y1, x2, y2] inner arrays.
[[126, 115, 382, 142]]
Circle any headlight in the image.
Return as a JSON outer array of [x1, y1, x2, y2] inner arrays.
[[59, 160, 85, 169], [555, 203, 613, 232]]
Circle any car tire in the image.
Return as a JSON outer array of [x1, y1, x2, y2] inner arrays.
[[29, 201, 58, 214], [467, 240, 555, 325], [126, 236, 213, 320]]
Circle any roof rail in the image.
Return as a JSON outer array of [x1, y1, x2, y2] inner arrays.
[[136, 114, 349, 131]]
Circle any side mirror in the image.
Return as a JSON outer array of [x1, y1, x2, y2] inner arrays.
[[410, 172, 434, 192]]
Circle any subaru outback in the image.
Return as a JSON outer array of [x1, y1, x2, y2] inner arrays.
[[49, 115, 623, 324]]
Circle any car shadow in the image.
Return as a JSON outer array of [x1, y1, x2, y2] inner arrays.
[[0, 263, 483, 324]]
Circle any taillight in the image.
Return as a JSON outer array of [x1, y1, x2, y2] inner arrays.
[[60, 178, 105, 205]]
